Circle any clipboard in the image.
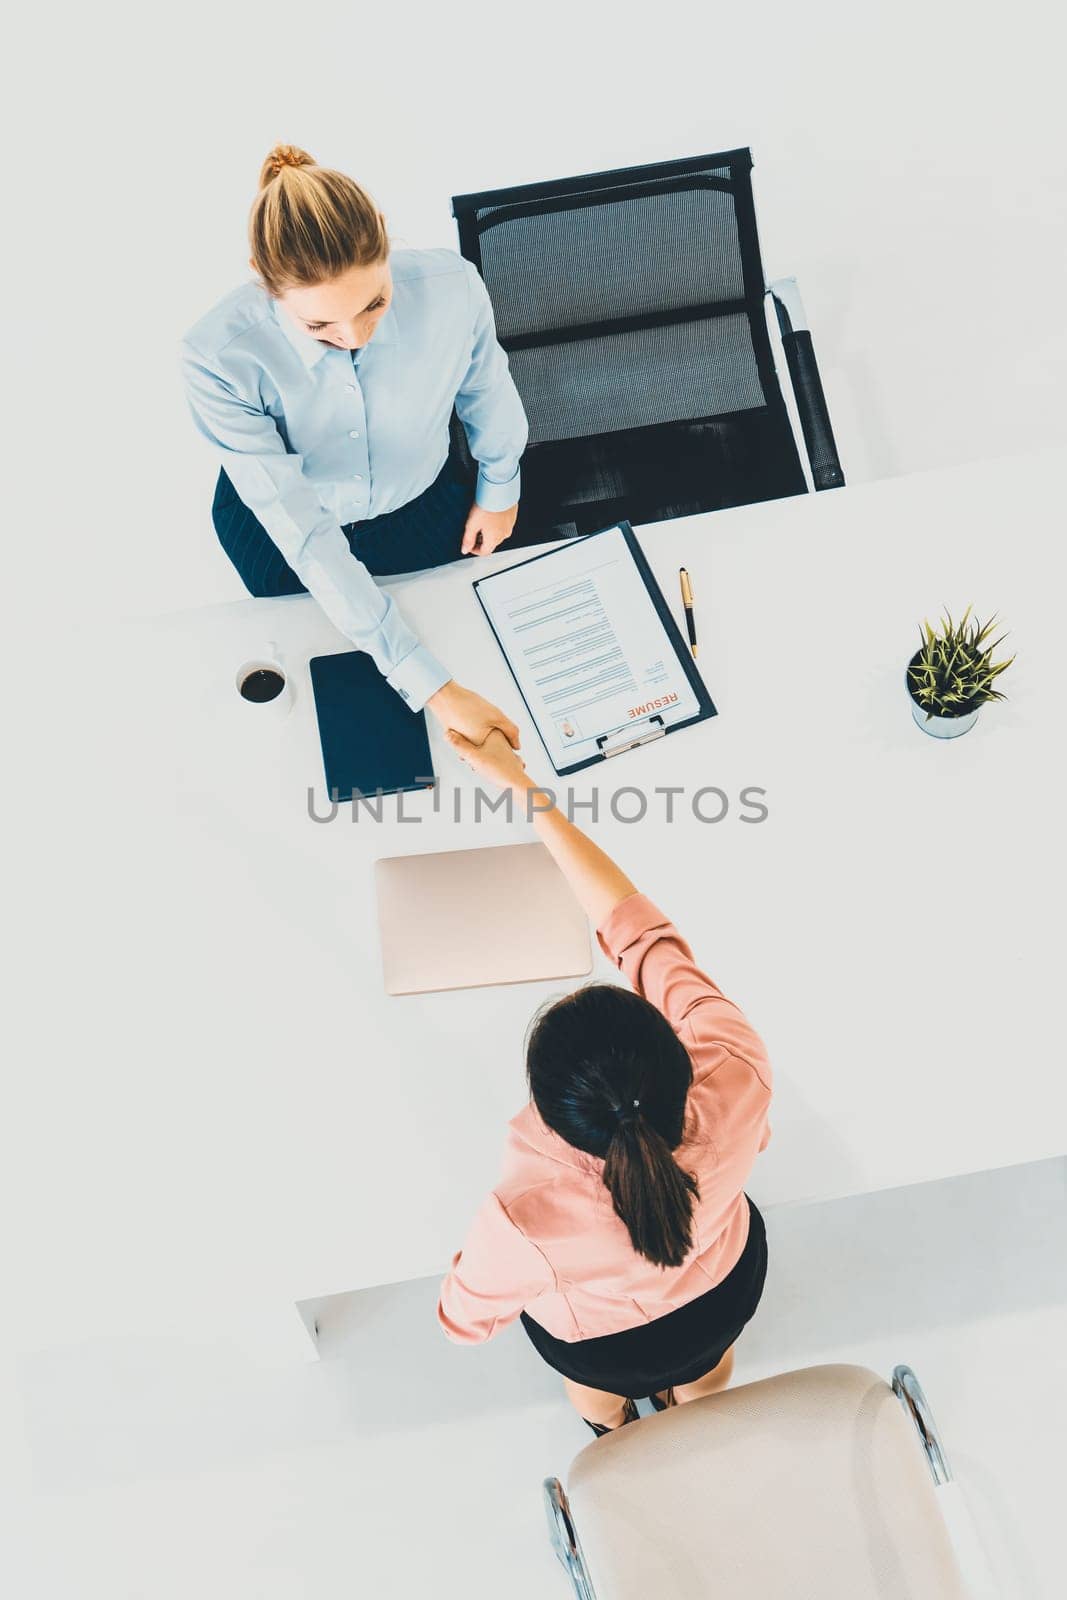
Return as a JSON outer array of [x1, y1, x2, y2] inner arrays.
[[473, 521, 717, 776]]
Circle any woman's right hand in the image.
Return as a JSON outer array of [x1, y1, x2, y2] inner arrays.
[[446, 726, 531, 794]]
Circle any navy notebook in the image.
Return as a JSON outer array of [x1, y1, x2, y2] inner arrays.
[[309, 650, 435, 801]]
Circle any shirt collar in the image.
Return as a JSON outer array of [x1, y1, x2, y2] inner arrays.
[[366, 298, 398, 348], [271, 293, 399, 369], [509, 1102, 603, 1175]]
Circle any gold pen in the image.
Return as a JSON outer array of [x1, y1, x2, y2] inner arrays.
[[679, 568, 698, 659]]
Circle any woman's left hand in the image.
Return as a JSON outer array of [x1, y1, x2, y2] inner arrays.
[[461, 501, 518, 556]]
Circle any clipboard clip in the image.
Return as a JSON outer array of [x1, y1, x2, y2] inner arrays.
[[596, 715, 666, 760]]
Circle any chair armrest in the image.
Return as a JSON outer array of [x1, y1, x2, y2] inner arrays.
[[543, 1477, 596, 1600], [892, 1364, 952, 1485], [893, 1367, 1002, 1598], [768, 277, 846, 491]]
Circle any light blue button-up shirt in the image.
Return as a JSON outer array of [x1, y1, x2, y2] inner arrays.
[[180, 248, 528, 709]]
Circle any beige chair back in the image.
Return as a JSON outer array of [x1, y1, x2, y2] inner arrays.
[[566, 1363, 968, 1598]]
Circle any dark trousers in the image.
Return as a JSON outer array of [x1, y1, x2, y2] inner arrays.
[[211, 451, 475, 596]]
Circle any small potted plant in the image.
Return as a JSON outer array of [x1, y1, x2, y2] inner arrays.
[[906, 606, 1015, 739]]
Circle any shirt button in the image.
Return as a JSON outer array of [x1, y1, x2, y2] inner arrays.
[[346, 383, 358, 391], [354, 474, 364, 481], [349, 430, 360, 438]]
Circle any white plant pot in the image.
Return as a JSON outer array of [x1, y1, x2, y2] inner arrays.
[[909, 697, 980, 739]]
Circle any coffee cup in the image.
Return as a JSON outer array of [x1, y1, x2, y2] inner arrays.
[[235, 642, 292, 715]]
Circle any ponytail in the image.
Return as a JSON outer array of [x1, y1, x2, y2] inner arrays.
[[602, 1110, 699, 1269], [525, 983, 700, 1272]]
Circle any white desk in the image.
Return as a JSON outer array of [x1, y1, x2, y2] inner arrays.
[[104, 448, 1066, 1362]]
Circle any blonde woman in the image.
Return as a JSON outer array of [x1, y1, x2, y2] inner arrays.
[[180, 144, 528, 740]]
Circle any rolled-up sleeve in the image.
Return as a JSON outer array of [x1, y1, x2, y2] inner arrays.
[[437, 1192, 555, 1344], [596, 892, 772, 1090], [180, 343, 450, 710], [454, 265, 528, 513]]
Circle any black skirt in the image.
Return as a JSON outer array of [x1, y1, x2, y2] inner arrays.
[[520, 1195, 768, 1398]]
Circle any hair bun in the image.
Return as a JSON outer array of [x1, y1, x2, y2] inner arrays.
[[614, 1098, 642, 1128], [259, 144, 315, 188]]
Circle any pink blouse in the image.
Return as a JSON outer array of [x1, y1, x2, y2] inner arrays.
[[437, 892, 773, 1344]]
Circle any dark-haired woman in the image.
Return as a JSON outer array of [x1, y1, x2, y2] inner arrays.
[[437, 731, 773, 1434]]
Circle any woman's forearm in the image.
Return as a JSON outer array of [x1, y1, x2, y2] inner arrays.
[[517, 780, 637, 928]]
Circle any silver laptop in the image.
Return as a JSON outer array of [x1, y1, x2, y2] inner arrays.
[[375, 842, 593, 996]]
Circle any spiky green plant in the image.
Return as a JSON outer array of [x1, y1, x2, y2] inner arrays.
[[907, 606, 1015, 720]]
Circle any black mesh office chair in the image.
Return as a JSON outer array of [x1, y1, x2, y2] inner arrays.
[[452, 149, 843, 548]]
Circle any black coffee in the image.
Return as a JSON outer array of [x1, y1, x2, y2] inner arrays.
[[240, 667, 285, 703]]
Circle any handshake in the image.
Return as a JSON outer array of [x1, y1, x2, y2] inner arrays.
[[425, 678, 532, 794]]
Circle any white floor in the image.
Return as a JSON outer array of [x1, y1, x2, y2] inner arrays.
[[9, 6, 1067, 1596], [16, 1157, 1066, 1598]]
